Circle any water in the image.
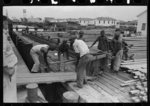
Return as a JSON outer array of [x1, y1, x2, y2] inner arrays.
[[39, 82, 68, 103]]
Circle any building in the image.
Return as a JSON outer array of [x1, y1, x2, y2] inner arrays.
[[27, 17, 43, 23], [66, 18, 79, 23], [95, 17, 117, 26], [78, 17, 117, 26], [136, 10, 147, 36], [78, 18, 95, 26], [56, 19, 67, 23], [45, 17, 57, 23], [116, 20, 137, 29]]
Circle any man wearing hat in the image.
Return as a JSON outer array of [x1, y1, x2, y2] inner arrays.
[[73, 31, 94, 88]]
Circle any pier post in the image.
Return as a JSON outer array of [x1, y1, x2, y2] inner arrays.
[[25, 83, 48, 103], [62, 91, 79, 103]]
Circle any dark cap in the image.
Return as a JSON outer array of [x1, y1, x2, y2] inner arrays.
[[79, 31, 84, 35], [115, 28, 121, 32]]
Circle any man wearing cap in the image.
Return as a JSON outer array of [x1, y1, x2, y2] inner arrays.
[[30, 44, 55, 73], [73, 31, 94, 88], [90, 30, 110, 73], [3, 16, 18, 102]]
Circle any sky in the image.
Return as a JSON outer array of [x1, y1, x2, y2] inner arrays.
[[3, 6, 147, 21]]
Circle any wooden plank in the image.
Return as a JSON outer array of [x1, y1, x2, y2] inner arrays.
[[92, 80, 131, 102], [96, 77, 131, 99], [96, 75, 129, 93], [88, 82, 120, 103], [17, 74, 76, 85], [17, 72, 76, 78], [68, 82, 112, 103], [104, 72, 126, 83], [96, 79, 130, 99]]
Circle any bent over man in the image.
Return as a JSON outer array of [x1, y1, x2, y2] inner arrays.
[[30, 44, 54, 73], [73, 31, 94, 88]]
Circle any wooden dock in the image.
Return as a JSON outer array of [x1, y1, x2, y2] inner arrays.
[[65, 71, 134, 103], [13, 31, 147, 103]]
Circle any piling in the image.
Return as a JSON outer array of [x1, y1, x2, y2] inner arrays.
[[62, 91, 79, 103], [25, 83, 47, 103]]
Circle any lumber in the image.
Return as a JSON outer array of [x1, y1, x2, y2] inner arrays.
[[68, 82, 112, 103]]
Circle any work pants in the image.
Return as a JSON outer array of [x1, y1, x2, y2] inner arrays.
[[100, 54, 109, 71], [111, 50, 123, 72], [76, 54, 94, 87], [30, 49, 40, 72]]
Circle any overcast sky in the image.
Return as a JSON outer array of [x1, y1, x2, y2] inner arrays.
[[3, 6, 147, 21]]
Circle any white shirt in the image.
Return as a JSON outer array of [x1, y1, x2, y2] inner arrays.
[[73, 39, 89, 57], [31, 44, 49, 52], [3, 29, 18, 67]]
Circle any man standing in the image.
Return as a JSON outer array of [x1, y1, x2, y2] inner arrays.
[[30, 44, 54, 73], [110, 29, 123, 73], [3, 16, 18, 102], [90, 30, 110, 72], [73, 31, 94, 88]]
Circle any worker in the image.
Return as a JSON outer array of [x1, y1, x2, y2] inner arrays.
[[110, 29, 123, 73], [58, 40, 70, 60], [73, 31, 94, 88], [90, 30, 110, 73], [3, 16, 18, 102], [122, 39, 134, 61], [30, 44, 55, 73]]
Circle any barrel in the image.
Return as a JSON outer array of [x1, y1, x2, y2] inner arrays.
[[62, 91, 79, 103], [25, 83, 48, 103]]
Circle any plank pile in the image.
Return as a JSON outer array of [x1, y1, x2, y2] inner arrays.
[[120, 59, 147, 103]]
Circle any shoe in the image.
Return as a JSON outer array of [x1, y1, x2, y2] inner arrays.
[[77, 85, 83, 88], [31, 72, 39, 73], [84, 80, 88, 84]]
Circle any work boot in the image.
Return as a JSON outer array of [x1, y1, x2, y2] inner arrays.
[[83, 80, 88, 84], [74, 84, 83, 88]]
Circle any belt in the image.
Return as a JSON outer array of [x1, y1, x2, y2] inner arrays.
[[80, 53, 90, 59]]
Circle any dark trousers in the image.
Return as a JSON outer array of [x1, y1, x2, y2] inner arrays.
[[100, 55, 109, 71], [58, 51, 69, 60], [76, 54, 94, 87]]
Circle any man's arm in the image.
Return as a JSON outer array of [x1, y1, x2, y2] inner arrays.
[[90, 37, 99, 48], [43, 51, 49, 68]]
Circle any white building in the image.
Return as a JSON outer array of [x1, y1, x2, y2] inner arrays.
[[78, 17, 117, 26], [136, 10, 147, 36], [78, 18, 96, 26], [95, 17, 117, 26]]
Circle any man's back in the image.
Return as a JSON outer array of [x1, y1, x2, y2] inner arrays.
[[32, 44, 48, 52], [73, 39, 89, 57]]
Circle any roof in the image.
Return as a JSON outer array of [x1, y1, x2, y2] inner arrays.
[[79, 18, 93, 21], [96, 17, 116, 21], [137, 10, 147, 17]]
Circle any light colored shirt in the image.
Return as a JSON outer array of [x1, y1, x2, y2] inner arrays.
[[3, 29, 18, 67], [31, 44, 49, 53], [73, 39, 89, 57], [3, 29, 18, 102]]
